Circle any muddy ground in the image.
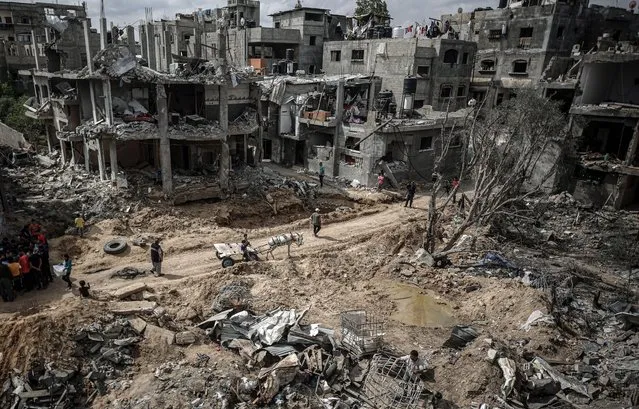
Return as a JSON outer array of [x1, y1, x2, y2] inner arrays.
[[1, 166, 638, 409]]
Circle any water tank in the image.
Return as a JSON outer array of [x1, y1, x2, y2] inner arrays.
[[285, 48, 295, 61], [287, 62, 295, 74], [272, 63, 279, 74], [403, 95, 414, 111], [392, 26, 404, 38], [498, 0, 507, 8], [403, 78, 417, 93], [278, 60, 287, 74]]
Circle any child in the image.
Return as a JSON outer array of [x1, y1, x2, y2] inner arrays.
[[78, 280, 91, 298]]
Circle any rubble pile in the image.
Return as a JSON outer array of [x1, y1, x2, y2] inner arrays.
[[2, 153, 139, 234], [232, 166, 320, 200]]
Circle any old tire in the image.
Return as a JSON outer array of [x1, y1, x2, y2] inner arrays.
[[104, 239, 128, 255], [221, 257, 234, 268]]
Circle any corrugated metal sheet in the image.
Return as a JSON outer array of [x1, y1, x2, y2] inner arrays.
[[261, 344, 298, 357]]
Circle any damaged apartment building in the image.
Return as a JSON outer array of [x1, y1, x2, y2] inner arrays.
[[565, 50, 639, 209], [21, 16, 261, 203], [442, 0, 639, 109], [257, 30, 477, 186], [0, 1, 100, 83]]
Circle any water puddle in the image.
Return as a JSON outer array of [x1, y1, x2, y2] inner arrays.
[[386, 282, 456, 327]]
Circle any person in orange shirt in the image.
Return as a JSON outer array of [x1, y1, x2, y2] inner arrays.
[[18, 251, 33, 291], [7, 257, 22, 293]]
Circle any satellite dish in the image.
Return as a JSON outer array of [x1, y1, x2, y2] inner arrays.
[[458, 7, 463, 13], [630, 0, 637, 9]]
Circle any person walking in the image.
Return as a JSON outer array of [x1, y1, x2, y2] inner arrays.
[[405, 181, 417, 208], [318, 162, 325, 188], [74, 215, 85, 237], [61, 254, 73, 290], [310, 209, 321, 237], [18, 251, 33, 292], [150, 239, 164, 276], [29, 249, 44, 290]]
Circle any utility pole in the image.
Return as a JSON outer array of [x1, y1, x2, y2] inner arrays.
[[99, 0, 107, 49]]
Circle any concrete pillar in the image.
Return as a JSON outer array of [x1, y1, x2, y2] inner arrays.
[[45, 125, 53, 153], [103, 80, 114, 125], [83, 20, 94, 73], [256, 98, 263, 164], [100, 0, 107, 50], [219, 84, 230, 189], [109, 139, 118, 184], [368, 81, 376, 113], [97, 139, 107, 180], [623, 120, 639, 166], [30, 29, 39, 71], [89, 81, 98, 122], [83, 136, 90, 171], [331, 79, 345, 177], [126, 26, 136, 55], [157, 84, 173, 195], [243, 134, 248, 163], [70, 141, 76, 165], [59, 140, 67, 165]]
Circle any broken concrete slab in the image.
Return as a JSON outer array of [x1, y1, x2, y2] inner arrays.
[[109, 301, 157, 315], [144, 324, 175, 345], [128, 318, 147, 334], [175, 331, 196, 345], [112, 282, 148, 300]]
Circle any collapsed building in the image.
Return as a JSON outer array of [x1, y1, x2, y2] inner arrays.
[[20, 34, 262, 204]]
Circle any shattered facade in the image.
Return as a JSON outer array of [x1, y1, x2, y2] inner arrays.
[[0, 1, 100, 82], [322, 37, 477, 112]]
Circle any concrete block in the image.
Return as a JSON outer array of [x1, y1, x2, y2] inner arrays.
[[583, 356, 600, 366], [109, 301, 157, 314], [144, 324, 175, 345], [175, 331, 196, 345], [112, 283, 148, 299], [128, 318, 147, 334], [486, 348, 499, 362]]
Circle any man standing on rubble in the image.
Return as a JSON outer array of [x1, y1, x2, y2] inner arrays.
[[310, 209, 321, 237], [61, 254, 73, 290], [150, 239, 164, 277], [399, 350, 428, 379], [318, 162, 325, 188], [74, 214, 85, 237], [405, 181, 417, 208]]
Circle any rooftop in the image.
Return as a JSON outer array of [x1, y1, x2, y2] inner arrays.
[[269, 7, 330, 17]]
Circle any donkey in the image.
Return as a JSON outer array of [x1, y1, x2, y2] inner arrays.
[[265, 232, 304, 260]]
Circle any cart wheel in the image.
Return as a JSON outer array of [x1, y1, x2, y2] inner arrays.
[[215, 251, 222, 260], [221, 257, 234, 268], [248, 252, 259, 261]]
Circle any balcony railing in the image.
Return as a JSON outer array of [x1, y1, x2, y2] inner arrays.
[[518, 37, 532, 49]]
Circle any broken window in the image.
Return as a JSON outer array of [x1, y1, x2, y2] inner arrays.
[[44, 8, 55, 15], [417, 66, 430, 77], [331, 50, 341, 61], [275, 22, 281, 28], [351, 49, 364, 62], [519, 27, 533, 38], [440, 85, 453, 98], [20, 17, 30, 24], [308, 65, 315, 74], [443, 49, 458, 64], [305, 12, 323, 21], [457, 86, 465, 97], [462, 52, 469, 64], [345, 137, 361, 150], [488, 29, 502, 40], [309, 36, 317, 46], [557, 26, 564, 38], [5, 17, 12, 24], [420, 136, 433, 150], [480, 59, 495, 72], [414, 99, 425, 109], [511, 60, 528, 74], [180, 51, 187, 57]]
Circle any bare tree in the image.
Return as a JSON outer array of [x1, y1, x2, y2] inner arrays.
[[425, 89, 569, 259]]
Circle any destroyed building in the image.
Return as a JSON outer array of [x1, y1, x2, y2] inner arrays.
[[20, 39, 262, 204], [258, 74, 468, 186], [322, 37, 477, 112], [0, 1, 100, 82], [442, 0, 639, 109], [565, 51, 639, 209]]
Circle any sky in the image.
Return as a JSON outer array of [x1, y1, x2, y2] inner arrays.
[[41, 0, 631, 33]]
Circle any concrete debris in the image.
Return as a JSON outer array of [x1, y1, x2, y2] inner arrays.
[[144, 324, 176, 345], [111, 267, 147, 280], [175, 331, 197, 345], [497, 358, 517, 398], [109, 301, 157, 315], [520, 310, 555, 332], [111, 282, 148, 299]]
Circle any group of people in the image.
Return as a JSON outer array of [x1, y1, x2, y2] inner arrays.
[[0, 220, 72, 303]]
